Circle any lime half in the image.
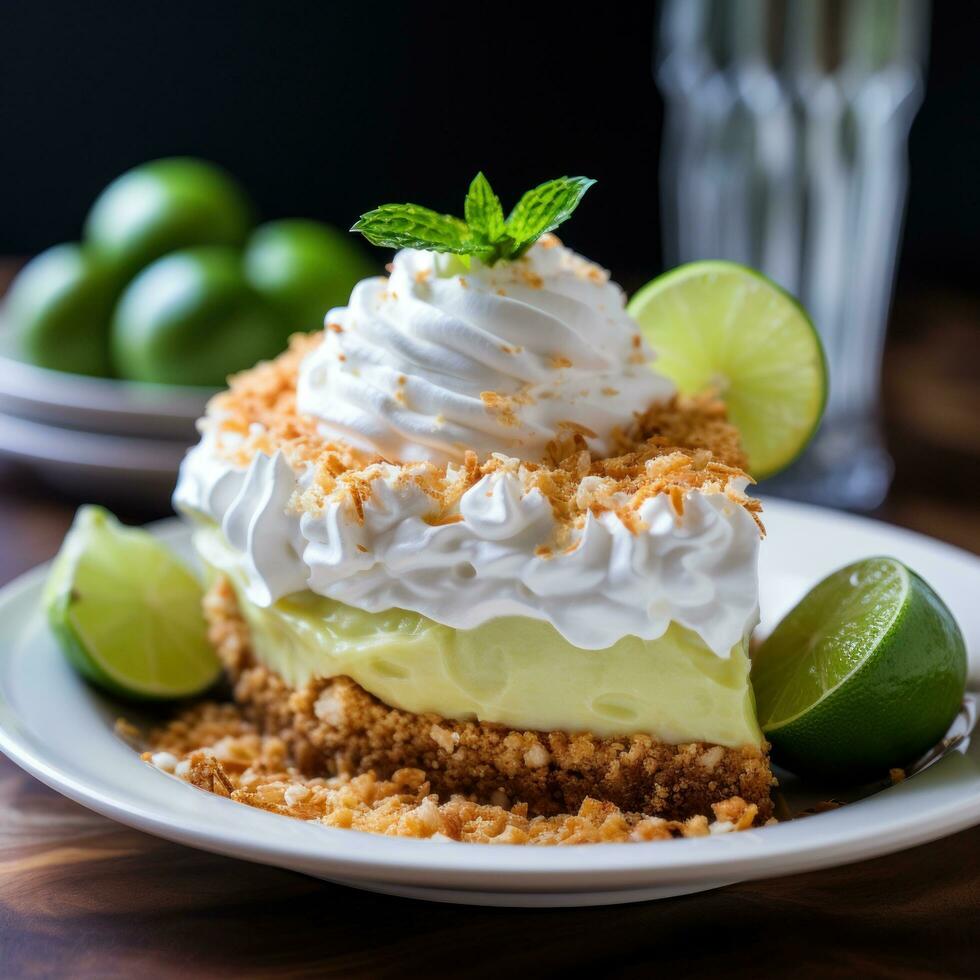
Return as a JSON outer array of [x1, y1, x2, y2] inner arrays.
[[752, 557, 967, 782], [44, 506, 221, 700], [628, 261, 827, 479]]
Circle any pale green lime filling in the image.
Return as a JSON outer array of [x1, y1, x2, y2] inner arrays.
[[196, 526, 762, 747]]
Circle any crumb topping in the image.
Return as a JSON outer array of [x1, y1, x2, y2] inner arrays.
[[206, 334, 762, 535], [142, 714, 763, 845]]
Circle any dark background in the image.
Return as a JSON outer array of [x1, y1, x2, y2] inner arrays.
[[0, 9, 979, 970], [1, 1, 976, 294]]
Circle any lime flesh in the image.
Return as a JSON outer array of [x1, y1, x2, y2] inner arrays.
[[627, 261, 827, 479], [752, 557, 967, 782], [44, 507, 220, 700]]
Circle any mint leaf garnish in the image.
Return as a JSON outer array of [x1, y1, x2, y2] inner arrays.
[[504, 177, 596, 258], [464, 172, 505, 245], [351, 203, 471, 254], [351, 173, 595, 266]]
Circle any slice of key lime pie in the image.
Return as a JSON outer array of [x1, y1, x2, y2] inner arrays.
[[173, 175, 776, 821]]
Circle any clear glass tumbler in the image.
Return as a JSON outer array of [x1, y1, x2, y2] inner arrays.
[[656, 0, 929, 510]]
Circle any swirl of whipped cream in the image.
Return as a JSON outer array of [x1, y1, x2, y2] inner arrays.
[[175, 435, 761, 655], [296, 237, 675, 464]]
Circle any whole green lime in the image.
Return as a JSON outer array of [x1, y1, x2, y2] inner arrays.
[[111, 247, 289, 387], [752, 557, 967, 783], [4, 243, 119, 376], [245, 219, 375, 333], [84, 158, 254, 278]]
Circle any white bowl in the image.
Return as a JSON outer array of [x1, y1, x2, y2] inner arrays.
[[0, 324, 214, 441], [0, 412, 187, 502]]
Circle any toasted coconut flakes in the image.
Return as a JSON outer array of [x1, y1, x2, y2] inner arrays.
[[480, 391, 521, 428], [711, 796, 759, 830], [422, 512, 464, 526], [115, 717, 142, 743], [669, 485, 685, 517], [205, 333, 763, 537], [429, 725, 456, 754], [557, 420, 598, 439]]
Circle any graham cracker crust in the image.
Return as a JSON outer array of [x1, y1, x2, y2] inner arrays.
[[149, 577, 774, 834], [143, 710, 767, 845]]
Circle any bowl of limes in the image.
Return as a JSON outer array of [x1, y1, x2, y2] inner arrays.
[[0, 157, 375, 500]]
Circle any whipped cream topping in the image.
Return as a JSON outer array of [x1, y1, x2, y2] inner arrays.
[[175, 433, 761, 654], [175, 238, 761, 655], [296, 237, 675, 464]]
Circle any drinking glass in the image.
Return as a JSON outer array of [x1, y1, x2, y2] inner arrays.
[[656, 0, 929, 510]]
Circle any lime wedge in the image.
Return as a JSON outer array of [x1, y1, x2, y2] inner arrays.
[[627, 261, 827, 479], [752, 557, 967, 782], [44, 506, 221, 700]]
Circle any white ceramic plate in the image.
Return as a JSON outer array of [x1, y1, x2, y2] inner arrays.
[[0, 326, 213, 441], [0, 499, 978, 907], [0, 411, 186, 503]]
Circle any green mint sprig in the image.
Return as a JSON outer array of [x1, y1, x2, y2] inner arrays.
[[351, 173, 595, 266]]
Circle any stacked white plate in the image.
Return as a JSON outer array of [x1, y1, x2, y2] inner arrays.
[[0, 328, 214, 503]]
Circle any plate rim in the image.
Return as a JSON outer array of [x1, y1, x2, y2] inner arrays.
[[0, 412, 190, 473], [1, 500, 979, 894], [0, 338, 216, 421]]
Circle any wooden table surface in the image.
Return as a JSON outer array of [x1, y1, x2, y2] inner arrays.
[[0, 283, 978, 978]]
